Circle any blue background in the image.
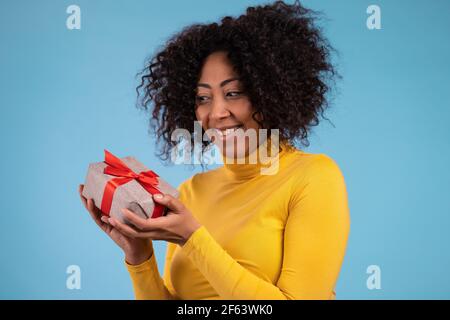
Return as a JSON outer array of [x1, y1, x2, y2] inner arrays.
[[1, 0, 449, 299]]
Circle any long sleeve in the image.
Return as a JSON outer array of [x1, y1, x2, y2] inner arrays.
[[179, 155, 351, 299], [125, 241, 180, 300], [124, 180, 192, 300]]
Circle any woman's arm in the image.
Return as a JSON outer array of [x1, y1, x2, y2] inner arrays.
[[123, 180, 195, 300], [125, 241, 180, 299], [179, 155, 350, 299]]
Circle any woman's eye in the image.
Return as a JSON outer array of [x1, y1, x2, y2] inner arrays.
[[195, 91, 244, 105], [195, 96, 209, 104], [227, 91, 243, 97]]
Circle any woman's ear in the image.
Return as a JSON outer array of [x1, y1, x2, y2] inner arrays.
[[253, 110, 264, 123]]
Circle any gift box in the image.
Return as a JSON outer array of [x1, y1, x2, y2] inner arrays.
[[82, 149, 179, 224]]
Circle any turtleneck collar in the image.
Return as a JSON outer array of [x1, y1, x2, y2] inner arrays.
[[221, 136, 293, 180]]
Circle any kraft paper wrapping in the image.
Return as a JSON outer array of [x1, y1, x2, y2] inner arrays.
[[82, 155, 179, 224]]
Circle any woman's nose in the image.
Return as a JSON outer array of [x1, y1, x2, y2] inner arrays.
[[209, 97, 231, 121]]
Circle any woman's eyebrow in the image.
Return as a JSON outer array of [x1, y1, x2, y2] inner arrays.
[[197, 77, 240, 89]]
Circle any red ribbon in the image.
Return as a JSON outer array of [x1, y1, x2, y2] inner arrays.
[[100, 149, 165, 218]]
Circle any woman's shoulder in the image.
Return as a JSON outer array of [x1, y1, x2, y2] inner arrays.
[[176, 149, 345, 190], [285, 149, 349, 210], [284, 148, 346, 182]]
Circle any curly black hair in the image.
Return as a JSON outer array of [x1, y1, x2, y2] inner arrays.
[[136, 0, 339, 166]]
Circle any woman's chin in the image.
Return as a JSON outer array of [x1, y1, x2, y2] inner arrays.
[[223, 147, 247, 160], [220, 141, 255, 160]]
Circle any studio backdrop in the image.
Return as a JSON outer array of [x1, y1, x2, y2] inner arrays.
[[0, 0, 449, 299]]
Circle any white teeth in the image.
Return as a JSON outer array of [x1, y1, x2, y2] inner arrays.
[[216, 126, 242, 136]]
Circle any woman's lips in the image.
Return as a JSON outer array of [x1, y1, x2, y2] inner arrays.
[[211, 125, 244, 141]]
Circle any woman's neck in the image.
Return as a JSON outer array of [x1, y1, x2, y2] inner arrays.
[[221, 136, 292, 179]]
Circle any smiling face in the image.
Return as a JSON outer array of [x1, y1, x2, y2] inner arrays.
[[195, 51, 263, 159]]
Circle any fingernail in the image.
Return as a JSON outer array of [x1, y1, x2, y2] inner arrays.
[[108, 218, 115, 225], [153, 194, 163, 199]]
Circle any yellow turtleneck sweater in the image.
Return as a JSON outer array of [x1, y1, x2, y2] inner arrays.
[[125, 138, 350, 300]]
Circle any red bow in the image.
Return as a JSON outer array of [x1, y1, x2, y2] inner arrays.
[[100, 149, 165, 218]]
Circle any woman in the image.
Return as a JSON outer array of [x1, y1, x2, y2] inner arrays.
[[79, 1, 350, 300]]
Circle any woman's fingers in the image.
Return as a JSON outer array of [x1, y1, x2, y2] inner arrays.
[[80, 185, 106, 228], [108, 217, 142, 238], [80, 185, 129, 240], [79, 184, 88, 209], [80, 184, 174, 241], [99, 216, 115, 234], [80, 184, 108, 232], [122, 208, 166, 231], [121, 208, 148, 230], [86, 198, 109, 232], [152, 194, 184, 212]]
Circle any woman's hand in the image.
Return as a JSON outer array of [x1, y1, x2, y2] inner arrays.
[[78, 184, 153, 265], [103, 193, 202, 247]]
